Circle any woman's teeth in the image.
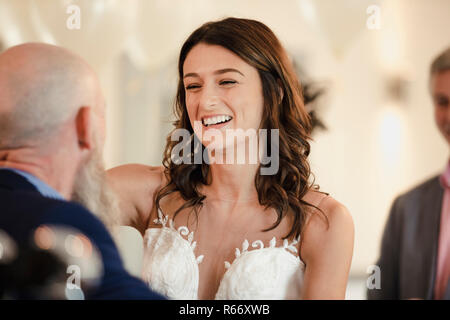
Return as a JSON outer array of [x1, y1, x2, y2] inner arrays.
[[202, 115, 232, 127]]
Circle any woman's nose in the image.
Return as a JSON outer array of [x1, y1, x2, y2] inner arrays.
[[199, 85, 220, 110]]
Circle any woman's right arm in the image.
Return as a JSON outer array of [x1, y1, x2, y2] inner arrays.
[[106, 164, 165, 235]]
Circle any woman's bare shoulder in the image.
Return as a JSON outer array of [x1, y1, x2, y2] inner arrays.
[[107, 163, 167, 208], [300, 192, 354, 263], [298, 191, 354, 299], [107, 164, 165, 192], [106, 164, 166, 232]]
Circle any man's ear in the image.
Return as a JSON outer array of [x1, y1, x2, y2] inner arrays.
[[75, 106, 94, 151]]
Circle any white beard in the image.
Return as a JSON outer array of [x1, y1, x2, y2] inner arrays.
[[71, 148, 119, 230]]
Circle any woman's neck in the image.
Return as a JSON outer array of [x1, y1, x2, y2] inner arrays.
[[201, 162, 260, 203]]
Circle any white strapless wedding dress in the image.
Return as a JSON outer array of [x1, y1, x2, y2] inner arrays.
[[142, 210, 305, 300]]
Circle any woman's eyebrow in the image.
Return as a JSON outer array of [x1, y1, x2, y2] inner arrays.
[[183, 68, 245, 79], [214, 68, 244, 76]]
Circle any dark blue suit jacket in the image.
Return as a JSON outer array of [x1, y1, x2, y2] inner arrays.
[[0, 170, 165, 300]]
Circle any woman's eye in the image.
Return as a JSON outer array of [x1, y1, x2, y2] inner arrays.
[[219, 80, 237, 86], [186, 84, 201, 90]]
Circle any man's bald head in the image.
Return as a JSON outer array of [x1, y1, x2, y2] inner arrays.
[[0, 43, 104, 149]]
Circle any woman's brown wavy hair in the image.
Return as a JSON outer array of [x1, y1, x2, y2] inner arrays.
[[156, 17, 328, 240]]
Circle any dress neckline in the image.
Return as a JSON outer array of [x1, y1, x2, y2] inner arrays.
[[145, 209, 304, 299]]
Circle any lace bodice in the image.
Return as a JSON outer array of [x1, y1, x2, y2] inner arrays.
[[142, 210, 305, 300]]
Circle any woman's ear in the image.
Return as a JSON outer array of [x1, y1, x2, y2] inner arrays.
[[75, 106, 94, 151]]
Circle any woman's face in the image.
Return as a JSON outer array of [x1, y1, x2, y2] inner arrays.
[[182, 43, 264, 150]]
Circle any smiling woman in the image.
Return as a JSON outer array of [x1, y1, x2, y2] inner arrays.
[[158, 17, 324, 242], [107, 17, 354, 300]]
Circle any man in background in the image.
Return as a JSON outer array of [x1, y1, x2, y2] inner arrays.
[[0, 43, 164, 299], [368, 47, 450, 300]]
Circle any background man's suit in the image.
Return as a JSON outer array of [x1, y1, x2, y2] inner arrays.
[[367, 175, 449, 299]]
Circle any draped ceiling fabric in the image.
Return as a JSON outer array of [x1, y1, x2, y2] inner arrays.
[[0, 0, 374, 73]]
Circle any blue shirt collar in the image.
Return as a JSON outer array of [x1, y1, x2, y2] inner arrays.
[[0, 167, 65, 200]]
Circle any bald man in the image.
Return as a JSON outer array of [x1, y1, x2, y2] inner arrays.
[[0, 43, 164, 299]]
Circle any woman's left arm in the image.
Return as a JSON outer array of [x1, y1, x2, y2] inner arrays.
[[299, 198, 355, 299]]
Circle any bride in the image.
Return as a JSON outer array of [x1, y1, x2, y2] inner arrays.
[[107, 17, 354, 300]]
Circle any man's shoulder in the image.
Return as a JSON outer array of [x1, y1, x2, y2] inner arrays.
[[397, 174, 441, 204], [0, 189, 165, 300], [0, 188, 101, 224], [0, 189, 110, 249], [389, 174, 442, 221]]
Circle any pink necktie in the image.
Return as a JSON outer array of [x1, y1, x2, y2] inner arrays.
[[435, 162, 450, 300]]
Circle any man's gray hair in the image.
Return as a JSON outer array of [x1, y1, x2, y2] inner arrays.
[[430, 46, 450, 75], [0, 43, 101, 149]]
